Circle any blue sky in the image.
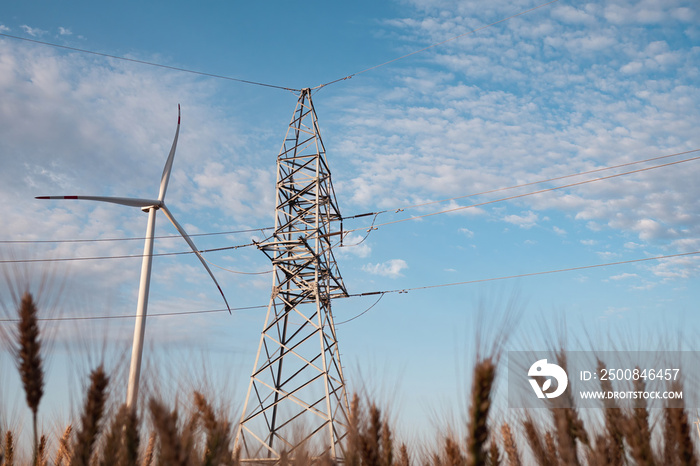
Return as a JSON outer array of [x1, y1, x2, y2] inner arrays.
[[1, 0, 699, 443]]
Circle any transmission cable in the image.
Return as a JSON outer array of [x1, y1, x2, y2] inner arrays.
[[1, 250, 696, 324], [342, 154, 700, 236], [0, 32, 299, 92], [5, 149, 694, 246], [2, 0, 559, 93], [2, 151, 697, 262], [0, 242, 258, 265], [0, 226, 273, 245], [0, 304, 267, 323], [345, 251, 700, 298], [394, 148, 700, 212]]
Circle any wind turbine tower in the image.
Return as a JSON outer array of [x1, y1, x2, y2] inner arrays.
[[37, 106, 230, 410], [235, 88, 349, 461]]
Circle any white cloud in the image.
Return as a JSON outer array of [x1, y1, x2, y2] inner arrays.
[[362, 259, 408, 278], [553, 226, 566, 236], [458, 227, 474, 238], [604, 1, 695, 25], [0, 25, 10, 33], [328, 0, 699, 268], [0, 39, 266, 345], [503, 211, 538, 229], [552, 5, 597, 25], [20, 25, 47, 37], [597, 251, 621, 260], [58, 27, 72, 36], [610, 272, 638, 280]]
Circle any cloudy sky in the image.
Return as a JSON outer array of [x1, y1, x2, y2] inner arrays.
[[1, 0, 698, 439]]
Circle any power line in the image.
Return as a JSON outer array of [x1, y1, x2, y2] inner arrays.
[[395, 148, 700, 212], [3, 151, 697, 262], [0, 304, 267, 323], [0, 32, 299, 92], [0, 227, 273, 245], [0, 242, 258, 264], [2, 1, 559, 94], [313, 0, 560, 90], [3, 149, 695, 246], [345, 251, 700, 298], [1, 250, 696, 324], [344, 154, 700, 235]]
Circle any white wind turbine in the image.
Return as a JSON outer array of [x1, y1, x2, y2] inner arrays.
[[37, 105, 230, 409]]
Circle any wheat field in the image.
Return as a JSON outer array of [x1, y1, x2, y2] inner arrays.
[[1, 291, 697, 465]]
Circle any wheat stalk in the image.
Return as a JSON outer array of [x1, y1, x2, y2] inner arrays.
[[37, 434, 48, 466], [595, 359, 624, 466], [149, 397, 197, 466], [71, 365, 109, 466], [623, 372, 654, 465], [345, 394, 362, 466], [55, 425, 73, 466], [4, 431, 15, 466], [380, 418, 393, 466], [16, 291, 45, 464], [98, 404, 139, 466], [141, 433, 156, 466], [522, 417, 549, 466], [360, 403, 382, 466], [550, 352, 587, 466], [397, 444, 410, 466], [466, 357, 495, 466], [662, 380, 697, 466], [444, 435, 465, 466], [500, 423, 520, 466], [193, 391, 232, 466], [544, 431, 559, 466]]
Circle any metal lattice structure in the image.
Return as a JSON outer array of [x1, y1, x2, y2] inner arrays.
[[235, 88, 349, 461]]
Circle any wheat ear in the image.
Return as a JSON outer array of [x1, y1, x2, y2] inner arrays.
[[17, 291, 45, 464], [193, 391, 232, 466], [55, 424, 73, 466], [466, 357, 496, 466], [71, 365, 109, 466], [500, 423, 520, 466], [4, 431, 15, 466], [141, 433, 156, 466]]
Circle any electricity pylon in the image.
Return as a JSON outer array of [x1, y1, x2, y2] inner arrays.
[[235, 88, 350, 461]]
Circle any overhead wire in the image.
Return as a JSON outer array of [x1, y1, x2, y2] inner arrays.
[[393, 148, 700, 212], [0, 32, 300, 92], [0, 226, 273, 245], [3, 149, 695, 247], [2, 0, 559, 94], [0, 153, 700, 268], [342, 153, 700, 236], [334, 292, 386, 325], [0, 242, 259, 265], [1, 5, 694, 330], [1, 250, 696, 324], [343, 251, 700, 298], [0, 304, 267, 323]]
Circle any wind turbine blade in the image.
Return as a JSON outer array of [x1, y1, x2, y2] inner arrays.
[[36, 195, 162, 209], [158, 104, 181, 202], [160, 204, 231, 313]]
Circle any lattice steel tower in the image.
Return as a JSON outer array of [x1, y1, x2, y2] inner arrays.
[[235, 88, 349, 461]]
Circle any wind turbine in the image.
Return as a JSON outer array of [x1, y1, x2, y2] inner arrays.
[[37, 105, 230, 409]]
